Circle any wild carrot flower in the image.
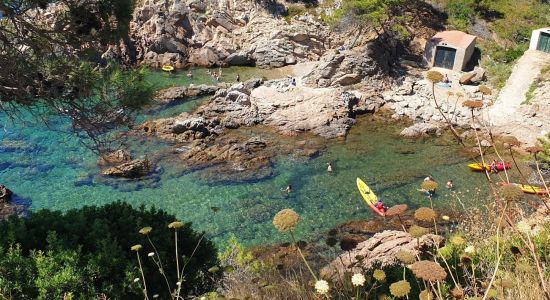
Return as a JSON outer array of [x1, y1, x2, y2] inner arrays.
[[351, 273, 366, 287], [426, 71, 444, 83], [414, 207, 436, 222], [516, 220, 531, 235], [479, 85, 492, 95], [419, 289, 433, 300], [315, 280, 330, 294], [133, 278, 140, 283], [373, 269, 386, 282], [464, 245, 476, 254], [410, 260, 447, 281], [272, 209, 300, 232], [131, 244, 142, 251], [395, 250, 416, 264], [450, 235, 465, 246], [148, 252, 155, 257], [168, 221, 184, 229], [438, 246, 452, 259], [139, 226, 152, 235], [385, 204, 407, 217], [409, 225, 430, 238], [421, 180, 438, 191], [450, 287, 464, 299], [390, 280, 411, 297], [463, 100, 483, 109], [500, 185, 523, 202]]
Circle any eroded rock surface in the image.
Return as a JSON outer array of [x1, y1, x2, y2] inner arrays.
[[127, 0, 332, 68], [321, 230, 443, 281], [101, 159, 152, 178], [155, 84, 221, 104]]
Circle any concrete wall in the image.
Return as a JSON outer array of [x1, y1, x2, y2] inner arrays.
[[530, 28, 550, 51]]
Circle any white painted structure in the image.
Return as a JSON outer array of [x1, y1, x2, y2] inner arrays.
[[529, 28, 550, 53]]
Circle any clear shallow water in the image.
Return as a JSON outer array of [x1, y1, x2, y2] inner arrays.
[[0, 67, 487, 247]]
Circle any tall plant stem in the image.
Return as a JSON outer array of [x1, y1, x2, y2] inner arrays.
[[534, 154, 550, 198], [147, 236, 172, 294], [431, 83, 465, 147], [175, 230, 180, 279], [136, 252, 150, 300], [290, 231, 318, 281]]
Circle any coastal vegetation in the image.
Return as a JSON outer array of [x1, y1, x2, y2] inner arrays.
[[0, 202, 217, 299]]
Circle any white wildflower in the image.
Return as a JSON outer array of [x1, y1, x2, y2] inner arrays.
[[516, 220, 531, 235], [351, 273, 366, 287], [133, 278, 140, 283], [148, 252, 155, 257], [315, 280, 330, 294], [442, 215, 450, 221], [464, 245, 475, 254]]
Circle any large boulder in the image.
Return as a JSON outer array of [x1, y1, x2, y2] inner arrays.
[[0, 185, 12, 204], [101, 159, 152, 178], [400, 122, 441, 137], [302, 43, 389, 87], [155, 85, 219, 104], [320, 230, 443, 281]]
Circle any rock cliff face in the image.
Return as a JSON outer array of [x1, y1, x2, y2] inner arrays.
[[128, 0, 332, 68], [302, 43, 390, 88]]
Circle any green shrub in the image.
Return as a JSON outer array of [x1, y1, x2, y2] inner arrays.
[[0, 202, 218, 299]]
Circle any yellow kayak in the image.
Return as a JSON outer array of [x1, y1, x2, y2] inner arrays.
[[468, 162, 510, 172], [356, 178, 385, 216], [519, 184, 548, 195], [162, 65, 174, 72]]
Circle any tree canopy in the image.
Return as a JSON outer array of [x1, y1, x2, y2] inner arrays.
[[0, 0, 153, 152], [0, 202, 218, 299]]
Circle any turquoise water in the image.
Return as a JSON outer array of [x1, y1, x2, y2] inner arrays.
[[0, 68, 488, 246]]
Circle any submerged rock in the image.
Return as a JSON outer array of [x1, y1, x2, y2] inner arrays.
[[400, 122, 441, 137], [101, 159, 152, 178], [0, 184, 12, 204], [97, 149, 133, 166]]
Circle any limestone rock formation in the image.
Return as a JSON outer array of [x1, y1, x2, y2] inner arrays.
[[128, 0, 332, 68], [321, 230, 443, 281], [400, 122, 441, 137], [101, 159, 152, 178], [155, 85, 220, 104], [302, 43, 390, 88]]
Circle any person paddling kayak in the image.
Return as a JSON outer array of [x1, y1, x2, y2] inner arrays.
[[375, 199, 386, 213]]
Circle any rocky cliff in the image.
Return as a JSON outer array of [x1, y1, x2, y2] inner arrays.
[[123, 0, 334, 68]]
